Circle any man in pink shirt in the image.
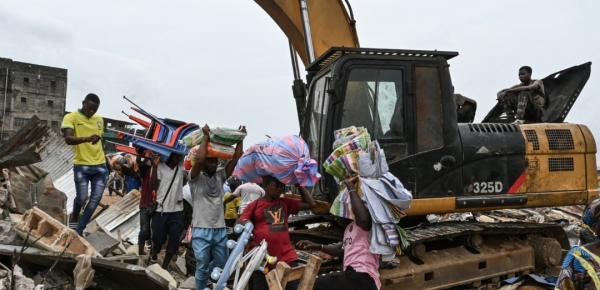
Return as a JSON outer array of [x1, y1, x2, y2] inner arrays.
[[297, 174, 380, 290]]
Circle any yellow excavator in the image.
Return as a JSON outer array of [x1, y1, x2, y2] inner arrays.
[[252, 1, 596, 289]]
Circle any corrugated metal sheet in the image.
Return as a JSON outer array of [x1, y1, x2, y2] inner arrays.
[[93, 190, 141, 245], [0, 116, 73, 171], [35, 133, 74, 181], [53, 170, 76, 215]]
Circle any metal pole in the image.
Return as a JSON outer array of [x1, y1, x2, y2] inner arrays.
[[298, 0, 315, 64], [288, 41, 301, 80], [1, 68, 8, 141]]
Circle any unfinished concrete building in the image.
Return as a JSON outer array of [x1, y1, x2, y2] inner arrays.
[[0, 58, 67, 142]]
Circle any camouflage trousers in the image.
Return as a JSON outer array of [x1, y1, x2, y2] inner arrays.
[[502, 91, 545, 122]]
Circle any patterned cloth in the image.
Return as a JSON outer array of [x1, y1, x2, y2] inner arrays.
[[327, 126, 412, 256], [232, 135, 320, 186], [556, 198, 600, 290], [556, 246, 600, 290]]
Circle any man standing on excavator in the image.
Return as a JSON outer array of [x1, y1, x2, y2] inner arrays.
[[497, 66, 546, 124]]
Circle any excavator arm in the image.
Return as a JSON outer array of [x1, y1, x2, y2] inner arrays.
[[255, 0, 360, 66]]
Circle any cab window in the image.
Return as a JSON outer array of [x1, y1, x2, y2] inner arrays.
[[340, 68, 404, 139]]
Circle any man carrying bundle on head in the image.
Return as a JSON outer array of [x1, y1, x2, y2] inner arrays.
[[189, 124, 245, 290]]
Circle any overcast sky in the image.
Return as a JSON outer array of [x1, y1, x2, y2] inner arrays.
[[1, 1, 599, 153]]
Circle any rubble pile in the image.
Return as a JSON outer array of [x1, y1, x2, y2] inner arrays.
[[428, 205, 586, 246]]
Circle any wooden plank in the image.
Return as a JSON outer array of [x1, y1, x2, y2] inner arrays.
[[266, 268, 283, 290], [275, 262, 291, 289], [297, 254, 322, 290], [288, 266, 306, 281]]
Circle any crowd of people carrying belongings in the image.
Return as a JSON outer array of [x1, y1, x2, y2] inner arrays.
[[61, 70, 555, 290], [60, 93, 416, 290]]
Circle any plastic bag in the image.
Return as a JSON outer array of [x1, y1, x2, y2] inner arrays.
[[180, 127, 247, 148], [211, 127, 247, 146], [183, 142, 234, 170], [207, 142, 235, 159], [233, 135, 321, 186], [74, 254, 95, 290]]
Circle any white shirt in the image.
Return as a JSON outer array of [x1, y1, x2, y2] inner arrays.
[[234, 183, 265, 215]]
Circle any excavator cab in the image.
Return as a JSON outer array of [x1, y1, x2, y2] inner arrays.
[[302, 47, 461, 202], [301, 47, 596, 217]]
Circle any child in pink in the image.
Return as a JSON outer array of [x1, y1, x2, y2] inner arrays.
[[296, 174, 380, 290]]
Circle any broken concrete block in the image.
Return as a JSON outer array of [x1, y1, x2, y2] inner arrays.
[[179, 276, 195, 289], [147, 264, 177, 289], [86, 231, 120, 256], [16, 207, 97, 257], [175, 255, 187, 276], [126, 245, 139, 255], [13, 265, 35, 290], [0, 220, 17, 244], [33, 269, 75, 290]]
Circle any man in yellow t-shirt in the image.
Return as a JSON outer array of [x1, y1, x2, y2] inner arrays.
[[61, 93, 110, 235], [223, 180, 241, 227]]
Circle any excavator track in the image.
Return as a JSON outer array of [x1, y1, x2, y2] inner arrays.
[[380, 221, 569, 290], [289, 219, 569, 289], [405, 221, 570, 247]]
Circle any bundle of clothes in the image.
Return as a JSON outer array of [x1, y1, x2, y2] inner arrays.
[[181, 126, 247, 170], [326, 126, 413, 260], [232, 135, 321, 186]]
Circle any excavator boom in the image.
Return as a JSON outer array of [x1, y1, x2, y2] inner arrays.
[[254, 0, 359, 66]]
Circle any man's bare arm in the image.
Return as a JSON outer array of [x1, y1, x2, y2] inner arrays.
[[297, 186, 317, 211], [190, 125, 210, 180], [225, 126, 247, 178], [62, 128, 101, 146]]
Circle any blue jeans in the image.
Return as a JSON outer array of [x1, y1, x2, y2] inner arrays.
[[192, 227, 228, 290], [72, 164, 109, 235]]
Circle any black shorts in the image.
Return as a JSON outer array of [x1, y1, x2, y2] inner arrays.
[[313, 266, 378, 290]]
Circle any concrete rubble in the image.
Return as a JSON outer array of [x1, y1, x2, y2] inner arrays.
[[16, 207, 98, 257], [428, 205, 586, 246]]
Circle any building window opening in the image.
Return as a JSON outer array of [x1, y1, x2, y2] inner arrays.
[[13, 118, 29, 128], [50, 81, 56, 88], [21, 97, 27, 103], [48, 100, 54, 106], [23, 77, 29, 83], [51, 121, 59, 132]]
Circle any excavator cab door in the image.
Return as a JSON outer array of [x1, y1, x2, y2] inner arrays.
[[331, 62, 416, 194]]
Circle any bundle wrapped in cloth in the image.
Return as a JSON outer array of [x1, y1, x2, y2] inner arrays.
[[232, 135, 321, 186], [180, 127, 247, 148], [327, 126, 413, 259]]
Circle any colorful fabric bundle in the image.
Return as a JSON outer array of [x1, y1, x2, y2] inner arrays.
[[232, 135, 321, 186], [329, 184, 363, 219], [324, 132, 371, 180], [326, 126, 413, 257], [324, 152, 360, 181], [180, 127, 247, 148], [332, 126, 368, 149]]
